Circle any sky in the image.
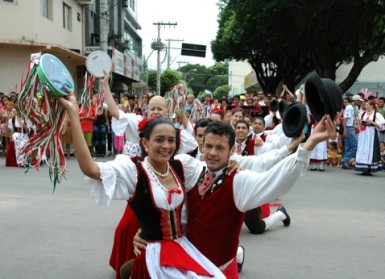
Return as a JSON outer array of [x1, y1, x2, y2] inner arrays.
[[136, 0, 220, 70]]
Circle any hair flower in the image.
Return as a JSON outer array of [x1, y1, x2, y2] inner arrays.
[[138, 117, 151, 132]]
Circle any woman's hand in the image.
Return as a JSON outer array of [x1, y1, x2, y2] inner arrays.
[[58, 87, 78, 114], [99, 70, 110, 91], [133, 229, 147, 256], [226, 160, 241, 175]]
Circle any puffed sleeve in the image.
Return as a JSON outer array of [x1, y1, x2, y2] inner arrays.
[[375, 112, 385, 129], [176, 128, 198, 154], [111, 110, 141, 142], [231, 145, 290, 172], [174, 154, 204, 191], [233, 145, 311, 212], [84, 155, 138, 207]]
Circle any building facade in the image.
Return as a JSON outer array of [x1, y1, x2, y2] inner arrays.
[[0, 0, 145, 98]]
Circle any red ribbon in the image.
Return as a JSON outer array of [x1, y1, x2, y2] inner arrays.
[[167, 188, 182, 204]]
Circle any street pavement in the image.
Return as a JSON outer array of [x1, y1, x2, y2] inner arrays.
[[0, 156, 384, 279]]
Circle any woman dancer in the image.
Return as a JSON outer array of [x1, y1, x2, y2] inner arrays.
[[355, 100, 385, 175], [100, 73, 197, 278]]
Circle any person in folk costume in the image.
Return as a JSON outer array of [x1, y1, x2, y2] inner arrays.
[[131, 116, 337, 279], [59, 91, 227, 278], [234, 119, 293, 238], [308, 118, 328, 171], [189, 118, 213, 160], [99, 73, 198, 278], [355, 100, 385, 175], [230, 107, 244, 130], [117, 116, 296, 276], [234, 119, 286, 157]]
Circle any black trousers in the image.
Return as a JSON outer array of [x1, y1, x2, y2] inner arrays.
[[244, 207, 266, 234]]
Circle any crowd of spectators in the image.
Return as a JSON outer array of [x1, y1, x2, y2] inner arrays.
[[1, 87, 385, 175]]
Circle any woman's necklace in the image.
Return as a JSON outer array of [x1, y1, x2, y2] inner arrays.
[[146, 158, 170, 178]]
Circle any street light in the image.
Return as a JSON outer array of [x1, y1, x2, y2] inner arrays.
[[184, 69, 197, 80], [187, 78, 194, 87]]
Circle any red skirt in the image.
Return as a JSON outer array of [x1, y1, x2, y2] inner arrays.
[[109, 204, 140, 279], [5, 140, 18, 167], [130, 251, 150, 279]]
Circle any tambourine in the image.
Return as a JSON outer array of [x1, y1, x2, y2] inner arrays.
[[86, 50, 112, 78], [36, 53, 74, 97]]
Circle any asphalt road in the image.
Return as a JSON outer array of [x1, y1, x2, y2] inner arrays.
[[0, 156, 384, 279]]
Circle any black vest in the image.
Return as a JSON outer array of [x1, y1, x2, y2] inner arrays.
[[129, 160, 185, 241]]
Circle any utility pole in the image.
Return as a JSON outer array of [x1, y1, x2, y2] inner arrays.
[[100, 0, 109, 52], [152, 22, 177, 95], [165, 38, 184, 69], [177, 61, 188, 70]]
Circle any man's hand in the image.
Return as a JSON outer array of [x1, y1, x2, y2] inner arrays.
[[133, 229, 147, 256], [287, 131, 305, 153], [303, 114, 338, 151], [254, 137, 264, 147]]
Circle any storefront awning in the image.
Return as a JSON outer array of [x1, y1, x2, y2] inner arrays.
[[0, 40, 86, 66]]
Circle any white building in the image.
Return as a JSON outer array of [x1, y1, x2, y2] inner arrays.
[[0, 0, 87, 94], [232, 58, 385, 97]]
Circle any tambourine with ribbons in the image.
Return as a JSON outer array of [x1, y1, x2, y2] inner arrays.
[[80, 50, 112, 112], [18, 53, 74, 191]]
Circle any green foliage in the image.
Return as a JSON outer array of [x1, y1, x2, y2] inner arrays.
[[146, 70, 157, 92], [178, 62, 229, 96], [213, 0, 385, 92], [160, 69, 181, 96], [213, 85, 231, 99]]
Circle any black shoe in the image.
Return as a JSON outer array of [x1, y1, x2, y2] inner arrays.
[[277, 206, 291, 227], [341, 163, 350, 170], [318, 168, 325, 172], [309, 168, 317, 171], [237, 245, 245, 273]]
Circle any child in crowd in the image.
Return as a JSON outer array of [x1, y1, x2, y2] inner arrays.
[[327, 141, 342, 167]]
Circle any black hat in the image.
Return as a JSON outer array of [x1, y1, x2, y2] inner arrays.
[[281, 102, 307, 138], [305, 72, 343, 121], [269, 99, 279, 112]]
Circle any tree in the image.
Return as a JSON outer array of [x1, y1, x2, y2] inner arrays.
[[160, 69, 181, 96], [213, 84, 231, 99], [212, 0, 385, 93], [179, 62, 229, 96], [146, 70, 157, 92]]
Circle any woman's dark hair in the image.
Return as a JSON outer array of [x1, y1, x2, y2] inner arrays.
[[231, 107, 244, 115], [140, 118, 176, 139], [204, 121, 235, 149]]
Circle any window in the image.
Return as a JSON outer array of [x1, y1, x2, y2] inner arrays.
[[63, 3, 72, 31], [129, 0, 135, 12], [40, 0, 52, 20]]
